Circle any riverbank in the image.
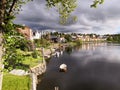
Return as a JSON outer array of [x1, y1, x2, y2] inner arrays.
[[29, 43, 73, 90], [1, 42, 77, 90], [37, 43, 120, 90], [30, 59, 46, 90], [1, 43, 60, 90]]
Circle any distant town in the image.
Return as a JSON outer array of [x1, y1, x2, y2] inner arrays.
[[17, 25, 109, 43]]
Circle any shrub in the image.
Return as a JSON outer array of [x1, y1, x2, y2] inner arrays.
[[32, 50, 39, 58], [75, 39, 82, 45]]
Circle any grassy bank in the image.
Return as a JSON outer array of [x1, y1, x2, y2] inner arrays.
[[23, 56, 43, 68], [2, 73, 31, 90]]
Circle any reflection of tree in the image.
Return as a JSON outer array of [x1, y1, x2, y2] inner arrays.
[[65, 46, 73, 54], [74, 45, 82, 51]]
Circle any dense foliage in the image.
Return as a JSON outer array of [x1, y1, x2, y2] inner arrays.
[[64, 34, 72, 42], [1, 0, 31, 27], [46, 0, 104, 24], [46, 0, 77, 24], [74, 39, 82, 46], [34, 38, 51, 48], [107, 34, 120, 43], [3, 24, 31, 71]]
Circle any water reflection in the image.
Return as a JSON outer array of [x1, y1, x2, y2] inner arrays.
[[65, 46, 73, 54], [37, 43, 120, 90], [81, 42, 107, 50]]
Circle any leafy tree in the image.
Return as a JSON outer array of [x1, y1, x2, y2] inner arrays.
[[0, 0, 31, 65], [3, 49, 25, 71], [3, 26, 31, 70], [46, 0, 104, 24], [40, 38, 51, 47], [32, 50, 40, 58], [64, 34, 72, 42], [34, 39, 41, 47], [107, 34, 120, 43], [74, 39, 82, 46]]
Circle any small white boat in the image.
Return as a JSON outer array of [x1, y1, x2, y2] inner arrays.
[[59, 64, 67, 72]]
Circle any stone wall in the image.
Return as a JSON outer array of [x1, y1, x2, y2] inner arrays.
[[30, 60, 46, 90]]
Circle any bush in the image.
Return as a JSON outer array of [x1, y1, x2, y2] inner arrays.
[[40, 38, 50, 47], [3, 49, 25, 71], [32, 50, 39, 58], [75, 39, 82, 46]]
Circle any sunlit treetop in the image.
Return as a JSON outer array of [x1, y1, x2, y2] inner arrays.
[[46, 0, 77, 24], [46, 0, 104, 24], [1, 0, 31, 24], [91, 0, 104, 8]]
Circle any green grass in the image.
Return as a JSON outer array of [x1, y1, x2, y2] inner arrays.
[[2, 73, 31, 90], [23, 56, 43, 68], [16, 49, 43, 68]]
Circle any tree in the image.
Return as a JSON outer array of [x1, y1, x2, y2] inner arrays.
[[64, 34, 72, 42], [46, 0, 104, 24], [0, 1, 30, 89]]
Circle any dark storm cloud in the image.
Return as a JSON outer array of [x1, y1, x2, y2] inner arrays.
[[14, 0, 120, 34]]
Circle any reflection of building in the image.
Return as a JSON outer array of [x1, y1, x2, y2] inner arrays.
[[82, 43, 90, 50], [17, 26, 33, 41], [81, 43, 107, 50]]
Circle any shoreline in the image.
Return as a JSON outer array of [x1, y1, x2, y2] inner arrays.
[[31, 43, 70, 90]]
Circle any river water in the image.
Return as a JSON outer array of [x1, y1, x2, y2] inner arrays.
[[37, 43, 120, 90]]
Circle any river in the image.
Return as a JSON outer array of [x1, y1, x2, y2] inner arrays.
[[37, 43, 120, 90]]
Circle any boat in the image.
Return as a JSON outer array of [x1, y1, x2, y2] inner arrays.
[[59, 64, 67, 72]]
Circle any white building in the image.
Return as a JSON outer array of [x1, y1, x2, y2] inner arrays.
[[33, 30, 42, 39]]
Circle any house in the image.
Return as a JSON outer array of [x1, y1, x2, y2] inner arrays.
[[71, 36, 77, 41], [50, 36, 58, 43], [17, 26, 33, 41], [58, 37, 66, 43], [17, 26, 36, 50], [33, 30, 42, 39]]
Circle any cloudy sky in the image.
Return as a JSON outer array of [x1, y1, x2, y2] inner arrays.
[[14, 0, 120, 34]]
